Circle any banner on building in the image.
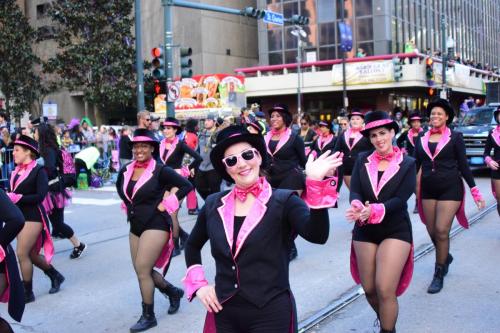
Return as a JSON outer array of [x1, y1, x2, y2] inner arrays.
[[332, 60, 395, 85], [42, 102, 58, 120]]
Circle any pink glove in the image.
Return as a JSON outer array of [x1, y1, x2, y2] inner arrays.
[[182, 265, 209, 301], [0, 245, 5, 263], [6, 192, 22, 204], [470, 186, 483, 202], [367, 203, 385, 224], [162, 194, 180, 214], [120, 202, 128, 214], [301, 177, 338, 209]]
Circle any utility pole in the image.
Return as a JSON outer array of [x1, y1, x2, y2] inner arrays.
[[135, 0, 145, 112], [162, 0, 175, 118], [341, 1, 348, 110], [441, 13, 447, 98]]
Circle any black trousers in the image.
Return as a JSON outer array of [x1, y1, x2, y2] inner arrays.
[[195, 169, 222, 200], [215, 292, 292, 333], [50, 207, 75, 239]]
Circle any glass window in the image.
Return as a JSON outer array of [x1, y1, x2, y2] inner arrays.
[[318, 0, 336, 23], [319, 22, 336, 45], [356, 17, 373, 42], [285, 50, 298, 64], [355, 0, 372, 17], [357, 42, 373, 56], [319, 46, 337, 60], [301, 0, 318, 24], [267, 29, 283, 52], [269, 52, 283, 65], [283, 1, 298, 18]]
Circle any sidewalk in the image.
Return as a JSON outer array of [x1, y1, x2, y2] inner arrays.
[[314, 210, 500, 333]]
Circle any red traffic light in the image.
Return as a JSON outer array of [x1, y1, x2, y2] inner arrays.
[[151, 47, 163, 58], [426, 57, 433, 66], [428, 87, 435, 96], [154, 80, 161, 94]]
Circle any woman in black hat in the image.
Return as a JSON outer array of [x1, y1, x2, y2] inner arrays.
[[0, 188, 26, 331], [159, 118, 202, 257], [334, 109, 373, 189], [116, 129, 193, 332], [264, 104, 307, 261], [6, 135, 65, 303], [183, 125, 341, 333], [483, 107, 500, 216], [414, 98, 485, 294], [346, 111, 415, 333], [309, 120, 337, 158], [397, 112, 426, 213], [35, 124, 86, 259]]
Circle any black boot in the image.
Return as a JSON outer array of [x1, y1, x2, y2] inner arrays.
[[44, 266, 65, 294], [443, 253, 453, 276], [23, 281, 35, 303], [289, 241, 298, 262], [427, 264, 445, 294], [171, 237, 181, 257], [179, 228, 189, 251], [159, 282, 184, 314], [380, 329, 396, 333], [130, 302, 157, 332]]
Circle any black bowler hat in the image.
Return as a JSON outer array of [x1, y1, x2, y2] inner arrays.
[[14, 135, 40, 158], [318, 120, 334, 133], [426, 98, 455, 125], [494, 106, 500, 124], [129, 128, 159, 148], [408, 111, 423, 123], [31, 116, 48, 126], [360, 110, 399, 137], [348, 108, 365, 120], [162, 117, 182, 135], [267, 103, 292, 127], [210, 125, 268, 183]]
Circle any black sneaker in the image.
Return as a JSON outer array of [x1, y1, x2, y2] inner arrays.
[[70, 242, 87, 259]]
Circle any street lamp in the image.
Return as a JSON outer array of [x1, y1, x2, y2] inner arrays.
[[291, 25, 307, 117]]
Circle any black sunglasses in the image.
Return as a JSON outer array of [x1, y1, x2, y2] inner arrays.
[[222, 148, 258, 168]]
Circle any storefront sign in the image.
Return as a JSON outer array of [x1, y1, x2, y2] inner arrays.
[[332, 60, 395, 85]]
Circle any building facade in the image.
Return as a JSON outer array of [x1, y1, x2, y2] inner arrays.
[[20, 0, 259, 124], [258, 0, 500, 69]]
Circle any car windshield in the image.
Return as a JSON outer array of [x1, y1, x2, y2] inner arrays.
[[459, 108, 494, 126]]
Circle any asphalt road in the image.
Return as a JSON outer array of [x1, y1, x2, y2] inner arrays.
[[2, 175, 497, 333]]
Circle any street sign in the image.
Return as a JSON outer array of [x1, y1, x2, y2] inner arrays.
[[42, 102, 58, 120], [168, 84, 180, 102], [263, 10, 284, 26], [338, 22, 353, 52]]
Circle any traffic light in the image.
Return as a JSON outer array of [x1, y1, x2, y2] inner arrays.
[[290, 14, 309, 25], [425, 57, 434, 83], [242, 7, 265, 19], [428, 87, 435, 96], [153, 79, 166, 96], [151, 47, 165, 79], [392, 57, 403, 81], [180, 47, 193, 79]]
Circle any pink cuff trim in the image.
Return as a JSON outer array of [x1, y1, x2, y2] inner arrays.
[[0, 245, 5, 263], [182, 264, 209, 301], [485, 156, 493, 164], [470, 186, 483, 202], [162, 194, 180, 214], [302, 177, 338, 209], [120, 202, 128, 214], [6, 192, 22, 204], [367, 203, 385, 224]]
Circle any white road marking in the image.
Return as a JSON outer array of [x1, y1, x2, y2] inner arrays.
[[72, 198, 121, 206]]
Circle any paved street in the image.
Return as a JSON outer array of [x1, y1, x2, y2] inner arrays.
[[2, 175, 498, 333]]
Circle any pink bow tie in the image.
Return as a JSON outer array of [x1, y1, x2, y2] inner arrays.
[[234, 180, 263, 202], [134, 160, 151, 169]]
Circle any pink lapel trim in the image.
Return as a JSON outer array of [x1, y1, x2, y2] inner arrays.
[[492, 127, 500, 147], [344, 128, 363, 151], [318, 134, 334, 150], [160, 137, 179, 163], [407, 128, 423, 147], [420, 127, 451, 160], [121, 159, 156, 202], [10, 160, 37, 192], [364, 148, 403, 199], [264, 128, 292, 155], [216, 178, 272, 259]]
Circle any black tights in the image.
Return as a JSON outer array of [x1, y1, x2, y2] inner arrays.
[[422, 200, 461, 265], [493, 180, 500, 216], [49, 207, 75, 239]]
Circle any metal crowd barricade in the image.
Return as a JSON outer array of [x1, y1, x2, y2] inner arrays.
[[0, 148, 14, 191]]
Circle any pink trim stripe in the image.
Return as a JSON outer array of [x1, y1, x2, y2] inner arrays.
[[163, 121, 180, 127], [318, 121, 329, 126], [14, 140, 39, 153], [409, 116, 422, 120], [132, 136, 155, 142], [349, 112, 364, 117], [364, 119, 393, 130]]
